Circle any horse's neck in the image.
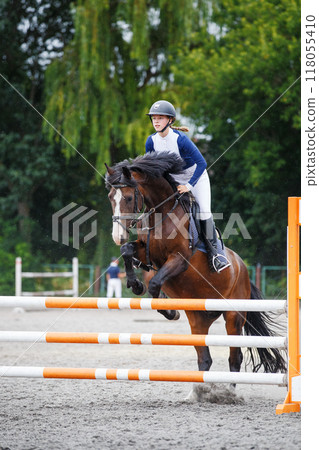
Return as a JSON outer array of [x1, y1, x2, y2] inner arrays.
[[143, 178, 175, 212]]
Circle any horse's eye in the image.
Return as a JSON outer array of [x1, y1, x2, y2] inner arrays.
[[127, 196, 133, 202]]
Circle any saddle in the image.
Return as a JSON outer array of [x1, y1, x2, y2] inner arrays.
[[190, 194, 202, 243], [132, 191, 226, 271], [186, 193, 226, 256]]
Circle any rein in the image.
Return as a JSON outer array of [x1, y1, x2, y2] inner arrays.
[[111, 184, 144, 234], [110, 184, 185, 270], [132, 191, 180, 231], [111, 185, 181, 234]]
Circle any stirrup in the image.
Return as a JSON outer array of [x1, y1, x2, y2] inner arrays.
[[212, 254, 231, 273]]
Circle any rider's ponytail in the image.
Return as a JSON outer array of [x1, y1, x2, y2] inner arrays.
[[171, 125, 190, 132]]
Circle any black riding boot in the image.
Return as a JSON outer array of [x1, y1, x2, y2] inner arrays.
[[200, 217, 230, 273]]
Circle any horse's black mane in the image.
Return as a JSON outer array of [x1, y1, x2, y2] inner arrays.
[[106, 159, 136, 188], [105, 151, 192, 223], [105, 152, 185, 189], [128, 152, 185, 179]]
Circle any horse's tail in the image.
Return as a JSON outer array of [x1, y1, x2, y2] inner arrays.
[[244, 282, 286, 373]]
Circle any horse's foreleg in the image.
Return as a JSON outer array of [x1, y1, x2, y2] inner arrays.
[[195, 346, 212, 371], [186, 311, 217, 371], [120, 242, 146, 296], [224, 311, 246, 386], [148, 254, 188, 321], [148, 254, 188, 298]]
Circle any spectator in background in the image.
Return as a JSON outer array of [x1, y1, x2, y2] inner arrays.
[[106, 257, 126, 298]]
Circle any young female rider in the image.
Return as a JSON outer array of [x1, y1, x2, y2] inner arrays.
[[145, 100, 230, 273]]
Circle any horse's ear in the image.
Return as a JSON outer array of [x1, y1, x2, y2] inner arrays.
[[104, 163, 115, 175], [122, 166, 131, 179], [130, 169, 146, 183]]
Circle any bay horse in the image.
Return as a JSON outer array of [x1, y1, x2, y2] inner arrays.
[[105, 152, 286, 375]]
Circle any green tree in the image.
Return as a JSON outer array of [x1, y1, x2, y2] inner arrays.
[[173, 0, 300, 265], [42, 0, 215, 269], [0, 0, 76, 293], [44, 0, 209, 170], [0, 0, 74, 233]]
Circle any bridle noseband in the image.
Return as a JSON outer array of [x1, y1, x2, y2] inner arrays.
[[110, 183, 181, 235], [109, 182, 187, 270], [110, 184, 145, 234]]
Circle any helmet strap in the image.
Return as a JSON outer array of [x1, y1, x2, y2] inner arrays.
[[160, 117, 175, 133], [149, 116, 176, 133]]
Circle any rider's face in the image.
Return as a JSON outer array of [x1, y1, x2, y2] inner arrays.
[[151, 115, 171, 132]]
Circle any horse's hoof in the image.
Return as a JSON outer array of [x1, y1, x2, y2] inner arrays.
[[157, 310, 180, 321], [172, 311, 180, 320], [132, 281, 146, 296], [139, 282, 147, 296]]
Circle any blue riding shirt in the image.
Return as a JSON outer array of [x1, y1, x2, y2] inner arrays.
[[145, 128, 207, 188]]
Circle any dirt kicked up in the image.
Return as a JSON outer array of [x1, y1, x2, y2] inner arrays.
[[0, 307, 300, 450]]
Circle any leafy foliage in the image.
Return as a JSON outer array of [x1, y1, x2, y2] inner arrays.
[[172, 0, 301, 264], [43, 0, 208, 170], [0, 0, 76, 292], [0, 0, 301, 295]]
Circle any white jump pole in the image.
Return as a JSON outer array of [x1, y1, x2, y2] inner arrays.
[[0, 366, 286, 385], [0, 331, 287, 349], [0, 296, 286, 311], [72, 257, 79, 297], [15, 257, 22, 297]]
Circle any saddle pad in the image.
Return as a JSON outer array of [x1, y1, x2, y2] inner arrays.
[[189, 215, 227, 258]]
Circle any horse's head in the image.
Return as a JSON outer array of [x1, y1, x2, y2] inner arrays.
[[105, 152, 187, 244], [105, 164, 143, 245]]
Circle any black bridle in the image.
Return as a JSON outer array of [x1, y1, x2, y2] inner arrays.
[[110, 184, 145, 234], [110, 184, 181, 234], [109, 183, 187, 269]]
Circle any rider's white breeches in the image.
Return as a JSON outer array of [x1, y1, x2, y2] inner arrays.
[[189, 170, 212, 220]]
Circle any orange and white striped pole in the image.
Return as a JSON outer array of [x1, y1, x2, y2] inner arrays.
[[0, 331, 286, 348], [276, 197, 301, 414], [0, 366, 286, 385], [0, 296, 286, 311]]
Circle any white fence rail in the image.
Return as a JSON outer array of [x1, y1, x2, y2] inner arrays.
[[15, 257, 78, 297]]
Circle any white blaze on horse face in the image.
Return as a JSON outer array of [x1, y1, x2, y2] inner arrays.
[[112, 189, 129, 245]]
